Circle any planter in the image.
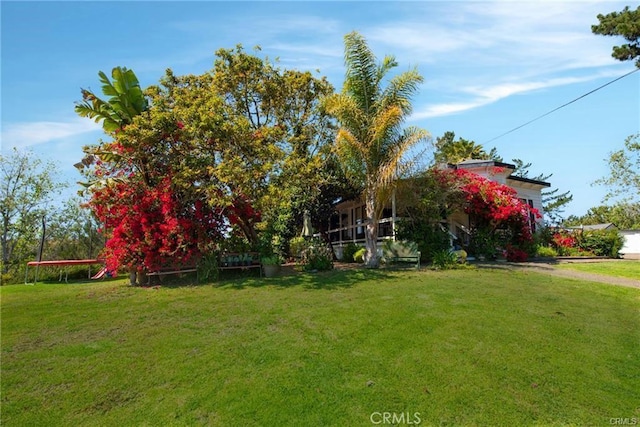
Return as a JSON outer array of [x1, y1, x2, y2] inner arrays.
[[263, 264, 280, 278]]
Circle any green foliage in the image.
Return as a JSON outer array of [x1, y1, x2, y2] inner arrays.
[[76, 48, 346, 271], [511, 158, 572, 225], [0, 149, 66, 282], [564, 202, 640, 230], [592, 6, 640, 68], [469, 227, 499, 259], [260, 254, 282, 266], [74, 66, 148, 134], [593, 133, 640, 204], [353, 247, 366, 263], [341, 242, 362, 263], [434, 131, 501, 164], [431, 249, 458, 270], [299, 238, 333, 271], [288, 236, 308, 259], [197, 252, 220, 282], [535, 245, 558, 258], [395, 220, 451, 262], [380, 240, 420, 265], [578, 229, 625, 258], [45, 198, 104, 262], [534, 224, 555, 247]]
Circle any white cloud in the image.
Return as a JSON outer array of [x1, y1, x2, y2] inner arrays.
[[411, 69, 628, 119], [1, 118, 100, 151], [358, 1, 631, 119]]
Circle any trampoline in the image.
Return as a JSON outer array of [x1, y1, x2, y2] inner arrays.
[[25, 259, 105, 285]]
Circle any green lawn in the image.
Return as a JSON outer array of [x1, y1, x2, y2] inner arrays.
[[2, 268, 639, 426], [556, 260, 640, 280]]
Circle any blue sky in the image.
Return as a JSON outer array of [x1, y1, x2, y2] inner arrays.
[[1, 1, 638, 218]]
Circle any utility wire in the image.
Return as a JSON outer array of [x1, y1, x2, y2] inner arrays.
[[483, 67, 640, 145]]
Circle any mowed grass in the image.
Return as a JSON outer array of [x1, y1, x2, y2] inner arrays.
[[2, 268, 639, 426], [556, 260, 640, 280]]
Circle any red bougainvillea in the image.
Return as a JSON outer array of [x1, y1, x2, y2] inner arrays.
[[433, 168, 541, 260], [552, 232, 577, 249], [455, 168, 540, 244], [91, 176, 224, 274]]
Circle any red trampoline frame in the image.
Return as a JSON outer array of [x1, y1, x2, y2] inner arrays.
[[25, 259, 105, 284]]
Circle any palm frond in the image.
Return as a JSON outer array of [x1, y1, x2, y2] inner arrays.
[[377, 126, 430, 188], [343, 32, 379, 113], [379, 68, 423, 115], [370, 105, 403, 154]]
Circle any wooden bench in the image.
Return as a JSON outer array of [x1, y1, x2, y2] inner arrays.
[[387, 253, 421, 269], [382, 241, 421, 269], [218, 252, 262, 277]]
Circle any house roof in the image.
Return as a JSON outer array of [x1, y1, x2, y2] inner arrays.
[[452, 160, 551, 188], [506, 175, 552, 188], [453, 159, 515, 170]]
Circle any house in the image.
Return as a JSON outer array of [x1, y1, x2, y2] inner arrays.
[[620, 230, 640, 259], [326, 160, 550, 260]]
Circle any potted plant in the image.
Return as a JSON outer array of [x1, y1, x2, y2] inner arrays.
[[261, 254, 281, 278]]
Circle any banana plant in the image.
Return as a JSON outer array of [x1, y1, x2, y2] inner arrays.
[[75, 67, 148, 133]]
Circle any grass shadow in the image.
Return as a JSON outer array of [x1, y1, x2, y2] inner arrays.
[[214, 266, 394, 291], [36, 275, 125, 286]]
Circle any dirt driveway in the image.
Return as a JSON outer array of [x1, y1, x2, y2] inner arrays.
[[480, 260, 640, 290]]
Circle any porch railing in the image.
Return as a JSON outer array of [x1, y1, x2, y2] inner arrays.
[[324, 217, 396, 246]]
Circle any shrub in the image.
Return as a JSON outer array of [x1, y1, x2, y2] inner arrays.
[[395, 221, 450, 262], [551, 229, 624, 258], [506, 245, 528, 262], [552, 231, 578, 256], [534, 225, 555, 248], [536, 245, 558, 258], [353, 247, 366, 263], [300, 238, 333, 271], [198, 252, 219, 282], [261, 254, 282, 266], [578, 229, 624, 258], [431, 250, 458, 270], [288, 236, 307, 259], [470, 227, 498, 259], [342, 243, 362, 263]]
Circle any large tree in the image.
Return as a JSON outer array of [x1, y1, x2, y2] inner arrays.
[[325, 31, 430, 267], [433, 131, 501, 164], [77, 48, 340, 273], [45, 197, 104, 262], [594, 133, 640, 204], [592, 5, 640, 67], [511, 159, 573, 225], [564, 203, 640, 230], [0, 149, 65, 277]]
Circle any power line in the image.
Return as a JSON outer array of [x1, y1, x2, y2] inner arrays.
[[483, 67, 640, 145]]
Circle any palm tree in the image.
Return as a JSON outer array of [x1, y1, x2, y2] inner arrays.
[[325, 32, 429, 267]]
